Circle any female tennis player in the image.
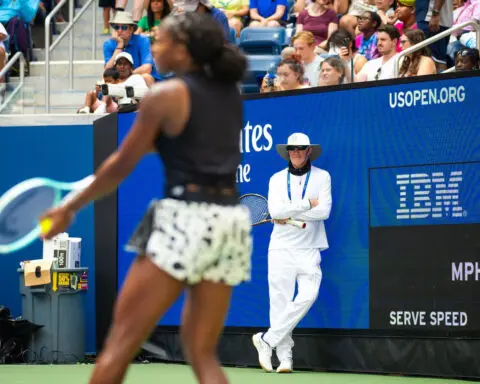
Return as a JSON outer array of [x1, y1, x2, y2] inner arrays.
[[40, 12, 251, 384]]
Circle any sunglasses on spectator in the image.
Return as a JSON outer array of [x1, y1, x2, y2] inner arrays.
[[287, 145, 309, 151], [112, 25, 129, 31], [374, 66, 382, 81], [400, 39, 409, 45]]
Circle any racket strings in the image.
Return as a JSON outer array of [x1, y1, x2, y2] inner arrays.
[[239, 195, 269, 224]]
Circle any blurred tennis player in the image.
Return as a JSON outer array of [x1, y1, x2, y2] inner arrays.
[[39, 12, 251, 384], [252, 132, 332, 373]]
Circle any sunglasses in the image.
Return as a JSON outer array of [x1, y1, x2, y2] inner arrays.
[[400, 39, 409, 45], [287, 145, 308, 151], [112, 25, 129, 31], [374, 66, 382, 81]]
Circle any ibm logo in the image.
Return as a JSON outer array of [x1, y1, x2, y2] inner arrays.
[[396, 171, 465, 220]]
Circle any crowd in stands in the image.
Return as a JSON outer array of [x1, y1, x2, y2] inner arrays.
[[80, 0, 479, 111], [0, 0, 479, 109]]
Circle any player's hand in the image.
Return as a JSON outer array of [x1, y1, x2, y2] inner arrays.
[[273, 219, 288, 224], [309, 198, 319, 208], [39, 206, 75, 240]]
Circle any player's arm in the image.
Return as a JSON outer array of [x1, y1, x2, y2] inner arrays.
[[293, 172, 332, 221], [268, 174, 312, 220], [65, 80, 189, 213]]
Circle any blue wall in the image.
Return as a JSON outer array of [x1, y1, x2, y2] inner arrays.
[[117, 76, 480, 330], [0, 124, 96, 353]]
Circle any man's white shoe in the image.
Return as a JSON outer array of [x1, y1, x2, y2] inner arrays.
[[252, 333, 273, 372], [276, 359, 293, 373]]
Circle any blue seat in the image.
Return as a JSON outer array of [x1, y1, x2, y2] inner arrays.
[[239, 27, 286, 55], [241, 54, 282, 94]]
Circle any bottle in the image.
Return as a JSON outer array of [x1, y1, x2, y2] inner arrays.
[[265, 63, 277, 89]]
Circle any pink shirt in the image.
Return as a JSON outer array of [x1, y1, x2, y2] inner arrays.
[[394, 21, 417, 52], [453, 0, 480, 33]]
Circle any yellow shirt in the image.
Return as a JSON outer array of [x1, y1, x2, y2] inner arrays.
[[212, 0, 248, 12]]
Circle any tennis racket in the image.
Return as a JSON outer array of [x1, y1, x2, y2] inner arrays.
[[239, 193, 306, 229], [0, 175, 95, 255]]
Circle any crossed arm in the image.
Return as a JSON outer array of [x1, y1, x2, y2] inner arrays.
[[267, 172, 332, 222]]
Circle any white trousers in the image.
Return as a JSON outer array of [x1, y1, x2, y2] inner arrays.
[[262, 248, 322, 361]]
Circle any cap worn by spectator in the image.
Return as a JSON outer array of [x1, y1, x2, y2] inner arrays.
[[397, 0, 415, 6], [110, 11, 139, 31], [115, 52, 135, 65]]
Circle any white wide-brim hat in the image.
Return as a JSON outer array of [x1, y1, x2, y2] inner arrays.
[[276, 132, 322, 161]]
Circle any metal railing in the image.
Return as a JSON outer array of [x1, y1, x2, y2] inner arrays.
[[0, 52, 27, 114], [394, 19, 480, 77], [45, 0, 97, 112]]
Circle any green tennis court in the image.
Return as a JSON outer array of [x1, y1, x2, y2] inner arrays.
[[0, 363, 476, 384]]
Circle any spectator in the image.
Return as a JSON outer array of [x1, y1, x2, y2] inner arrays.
[[454, 47, 479, 71], [338, 0, 377, 36], [291, 31, 324, 86], [179, 0, 230, 39], [212, 0, 249, 37], [261, 55, 310, 92], [398, 29, 436, 76], [249, 0, 287, 27], [318, 56, 346, 85], [296, 0, 338, 46], [375, 0, 395, 23], [394, 0, 417, 35], [0, 0, 40, 25], [77, 68, 120, 114], [103, 11, 155, 84], [356, 11, 382, 60], [99, 0, 115, 35], [136, 0, 171, 37], [356, 24, 400, 81], [415, 0, 453, 72], [325, 28, 367, 81], [78, 53, 150, 114], [447, 0, 480, 65]]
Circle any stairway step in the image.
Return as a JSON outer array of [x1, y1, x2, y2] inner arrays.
[[52, 34, 110, 49], [34, 47, 103, 61], [24, 74, 101, 92], [30, 60, 105, 76]]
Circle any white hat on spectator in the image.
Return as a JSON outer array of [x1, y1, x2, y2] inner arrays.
[[110, 11, 138, 30], [181, 0, 213, 12], [115, 52, 134, 65], [276, 133, 322, 161]]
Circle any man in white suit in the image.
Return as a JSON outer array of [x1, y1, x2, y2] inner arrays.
[[252, 132, 332, 373]]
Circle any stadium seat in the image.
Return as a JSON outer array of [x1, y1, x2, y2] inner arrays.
[[239, 27, 286, 55], [241, 54, 282, 94]]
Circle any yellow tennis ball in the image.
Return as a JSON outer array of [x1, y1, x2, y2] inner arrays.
[[40, 218, 53, 235]]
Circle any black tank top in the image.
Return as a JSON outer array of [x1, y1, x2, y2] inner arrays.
[[155, 72, 243, 201]]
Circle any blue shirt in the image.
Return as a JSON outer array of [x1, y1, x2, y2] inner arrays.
[[209, 7, 230, 39], [0, 0, 40, 23], [249, 0, 287, 20], [103, 34, 154, 70]]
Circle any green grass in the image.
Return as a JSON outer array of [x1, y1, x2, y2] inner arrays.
[[0, 363, 475, 384]]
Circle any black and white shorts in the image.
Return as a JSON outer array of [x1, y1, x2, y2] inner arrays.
[[125, 198, 253, 286]]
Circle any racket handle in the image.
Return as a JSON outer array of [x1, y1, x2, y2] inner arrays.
[[286, 219, 306, 229]]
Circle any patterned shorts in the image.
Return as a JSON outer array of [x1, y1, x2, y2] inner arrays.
[[125, 198, 253, 286]]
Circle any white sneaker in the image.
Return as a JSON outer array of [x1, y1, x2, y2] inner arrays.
[[252, 333, 273, 372], [276, 359, 293, 373]]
